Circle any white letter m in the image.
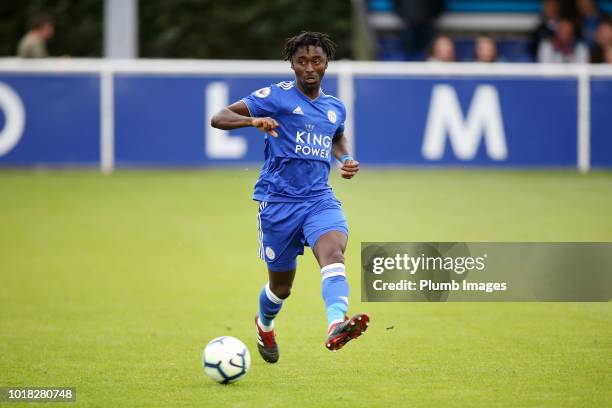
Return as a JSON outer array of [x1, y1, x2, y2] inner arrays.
[[422, 84, 507, 161]]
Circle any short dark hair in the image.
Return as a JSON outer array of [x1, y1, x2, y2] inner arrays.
[[283, 31, 337, 61], [30, 14, 54, 30]]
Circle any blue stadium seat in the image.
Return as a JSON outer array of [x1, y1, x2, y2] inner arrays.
[[446, 1, 541, 13], [447, 0, 612, 13], [454, 38, 534, 62]]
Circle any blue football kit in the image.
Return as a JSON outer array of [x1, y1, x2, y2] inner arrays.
[[242, 81, 348, 272]]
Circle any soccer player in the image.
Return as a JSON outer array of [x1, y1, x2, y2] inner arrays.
[[211, 31, 369, 363]]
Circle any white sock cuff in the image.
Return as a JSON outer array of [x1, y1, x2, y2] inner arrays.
[[321, 263, 346, 281], [265, 283, 283, 305]]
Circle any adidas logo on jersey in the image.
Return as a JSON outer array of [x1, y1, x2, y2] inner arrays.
[[293, 106, 304, 115]]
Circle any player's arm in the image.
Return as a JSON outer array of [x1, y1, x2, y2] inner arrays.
[[332, 133, 359, 180], [210, 101, 278, 137]]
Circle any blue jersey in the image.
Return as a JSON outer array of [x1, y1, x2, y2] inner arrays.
[[242, 81, 346, 202]]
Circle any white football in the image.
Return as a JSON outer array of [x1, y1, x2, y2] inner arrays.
[[202, 336, 251, 384]]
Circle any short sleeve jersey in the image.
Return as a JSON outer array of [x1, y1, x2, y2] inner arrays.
[[242, 81, 346, 202]]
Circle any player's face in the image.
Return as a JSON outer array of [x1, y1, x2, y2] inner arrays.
[[291, 46, 328, 90]]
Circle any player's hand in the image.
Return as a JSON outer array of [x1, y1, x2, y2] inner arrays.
[[340, 159, 359, 179], [252, 117, 278, 137]]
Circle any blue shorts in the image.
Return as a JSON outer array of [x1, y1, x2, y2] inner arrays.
[[256, 197, 348, 272]]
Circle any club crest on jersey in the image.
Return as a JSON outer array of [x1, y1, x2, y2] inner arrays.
[[327, 110, 337, 124], [265, 246, 276, 260], [255, 87, 271, 98]]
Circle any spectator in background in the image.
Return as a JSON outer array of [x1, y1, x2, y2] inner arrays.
[[576, 0, 603, 47], [428, 35, 456, 62], [396, 0, 445, 59], [474, 36, 498, 62], [538, 18, 588, 63], [528, 0, 561, 59], [590, 19, 612, 63], [17, 14, 54, 58], [604, 45, 612, 63]]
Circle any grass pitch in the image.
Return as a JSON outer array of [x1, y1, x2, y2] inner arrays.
[[0, 169, 610, 407]]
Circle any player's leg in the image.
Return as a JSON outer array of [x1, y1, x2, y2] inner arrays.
[[305, 200, 350, 331], [255, 201, 305, 363], [255, 267, 295, 363], [314, 232, 369, 351], [257, 268, 295, 330], [304, 199, 369, 351], [313, 231, 350, 329]]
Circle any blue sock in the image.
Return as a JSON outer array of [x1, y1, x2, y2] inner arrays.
[[258, 283, 283, 329], [321, 263, 349, 329]]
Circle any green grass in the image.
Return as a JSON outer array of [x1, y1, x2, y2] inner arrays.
[[0, 169, 610, 407]]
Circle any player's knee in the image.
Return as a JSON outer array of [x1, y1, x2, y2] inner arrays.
[[270, 282, 292, 300], [322, 248, 344, 266]]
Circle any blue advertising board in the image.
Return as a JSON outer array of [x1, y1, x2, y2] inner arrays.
[[114, 74, 338, 166], [353, 77, 578, 166], [0, 74, 100, 165], [590, 78, 612, 169], [0, 67, 609, 169]]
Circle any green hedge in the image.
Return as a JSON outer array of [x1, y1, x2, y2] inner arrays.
[[0, 0, 103, 57], [0, 0, 351, 59]]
